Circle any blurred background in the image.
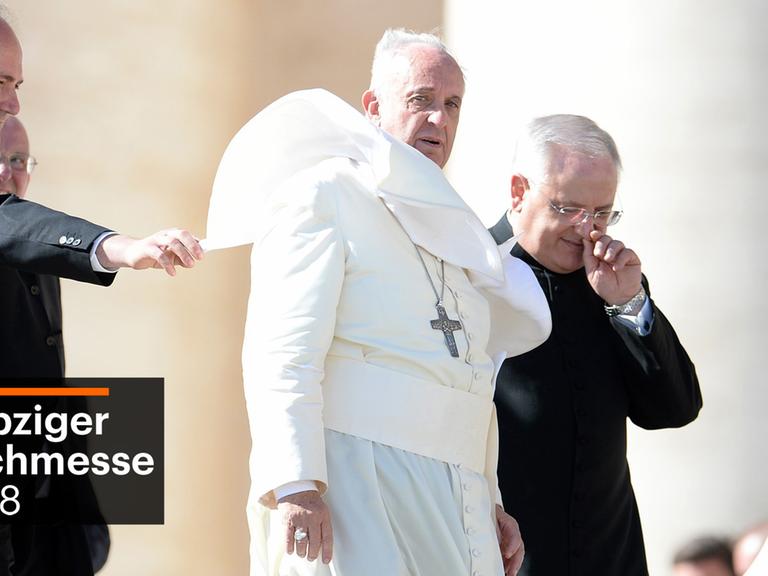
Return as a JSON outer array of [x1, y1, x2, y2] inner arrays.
[[3, 1, 766, 574]]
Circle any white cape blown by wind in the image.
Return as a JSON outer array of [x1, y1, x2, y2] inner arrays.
[[203, 88, 550, 359]]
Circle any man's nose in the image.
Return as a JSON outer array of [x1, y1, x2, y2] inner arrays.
[[0, 162, 12, 183], [574, 214, 596, 238], [0, 90, 20, 117], [427, 106, 448, 128]]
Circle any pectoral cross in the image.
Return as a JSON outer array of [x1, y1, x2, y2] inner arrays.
[[430, 303, 463, 358]]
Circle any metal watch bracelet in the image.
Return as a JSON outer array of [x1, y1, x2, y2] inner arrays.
[[604, 286, 647, 317]]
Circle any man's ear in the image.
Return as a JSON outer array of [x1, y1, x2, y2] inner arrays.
[[510, 174, 529, 213], [361, 89, 381, 124]]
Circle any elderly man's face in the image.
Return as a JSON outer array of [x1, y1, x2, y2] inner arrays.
[[511, 149, 618, 274], [0, 20, 23, 129], [0, 117, 31, 198], [363, 45, 464, 168]]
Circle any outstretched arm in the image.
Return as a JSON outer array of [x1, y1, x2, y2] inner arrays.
[[0, 195, 202, 280], [96, 228, 203, 276]]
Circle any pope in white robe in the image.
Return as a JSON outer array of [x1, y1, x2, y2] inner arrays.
[[204, 33, 550, 576]]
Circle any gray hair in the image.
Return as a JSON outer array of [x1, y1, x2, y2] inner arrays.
[[369, 28, 456, 96], [513, 114, 622, 184]]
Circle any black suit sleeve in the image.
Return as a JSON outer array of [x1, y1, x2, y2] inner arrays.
[[0, 194, 116, 285], [612, 278, 702, 429]]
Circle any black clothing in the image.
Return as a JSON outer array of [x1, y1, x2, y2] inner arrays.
[[1, 194, 113, 574], [491, 215, 701, 576], [0, 194, 114, 286], [0, 270, 63, 377]]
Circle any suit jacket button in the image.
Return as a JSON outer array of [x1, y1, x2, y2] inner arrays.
[[45, 336, 56, 346], [73, 238, 82, 246], [30, 285, 40, 296], [59, 235, 68, 245], [66, 237, 75, 245]]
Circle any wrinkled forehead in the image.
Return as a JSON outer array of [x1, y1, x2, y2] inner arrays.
[[0, 119, 29, 154], [386, 46, 465, 96], [546, 146, 618, 182]]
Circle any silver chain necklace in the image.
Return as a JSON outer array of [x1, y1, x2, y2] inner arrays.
[[413, 247, 463, 358]]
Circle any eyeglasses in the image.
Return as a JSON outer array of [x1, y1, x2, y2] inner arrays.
[[0, 153, 37, 175], [547, 198, 622, 226]]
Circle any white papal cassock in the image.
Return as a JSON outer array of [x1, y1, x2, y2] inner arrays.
[[204, 90, 551, 576]]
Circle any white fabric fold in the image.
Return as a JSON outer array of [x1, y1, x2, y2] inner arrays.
[[205, 89, 383, 251], [203, 88, 551, 360]]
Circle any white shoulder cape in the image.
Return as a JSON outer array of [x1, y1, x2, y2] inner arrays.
[[203, 88, 550, 359]]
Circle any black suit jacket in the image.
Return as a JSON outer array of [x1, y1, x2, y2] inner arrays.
[[490, 214, 701, 576], [0, 194, 114, 286]]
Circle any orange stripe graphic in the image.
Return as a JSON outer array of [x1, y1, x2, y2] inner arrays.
[[0, 388, 110, 397]]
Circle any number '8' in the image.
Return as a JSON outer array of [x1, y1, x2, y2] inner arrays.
[[1, 485, 20, 516]]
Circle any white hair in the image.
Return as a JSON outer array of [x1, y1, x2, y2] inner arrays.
[[369, 28, 457, 96], [512, 114, 622, 185]]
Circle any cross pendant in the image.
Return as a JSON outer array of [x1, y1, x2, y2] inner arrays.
[[430, 303, 463, 358]]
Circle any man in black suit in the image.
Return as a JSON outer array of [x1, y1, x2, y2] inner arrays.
[[0, 12, 200, 575], [0, 16, 202, 280], [490, 114, 701, 576]]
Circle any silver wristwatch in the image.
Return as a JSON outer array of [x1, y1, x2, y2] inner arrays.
[[604, 286, 647, 317]]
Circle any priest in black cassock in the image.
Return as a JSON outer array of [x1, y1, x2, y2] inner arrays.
[[491, 114, 701, 576]]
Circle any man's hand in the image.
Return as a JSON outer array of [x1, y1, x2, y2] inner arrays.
[[277, 490, 333, 565], [96, 228, 203, 276], [496, 504, 524, 575], [582, 229, 642, 305]]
